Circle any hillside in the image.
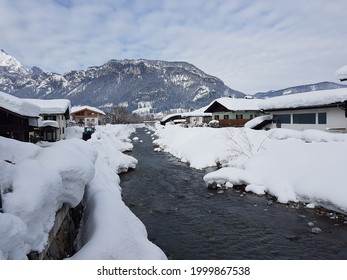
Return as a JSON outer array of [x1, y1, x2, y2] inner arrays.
[[0, 50, 244, 113]]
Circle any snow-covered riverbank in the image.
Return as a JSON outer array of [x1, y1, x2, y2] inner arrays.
[[153, 125, 347, 214], [0, 124, 166, 260]]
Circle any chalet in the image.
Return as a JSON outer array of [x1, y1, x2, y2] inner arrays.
[[71, 106, 105, 126], [259, 88, 347, 132], [204, 97, 263, 127], [0, 91, 40, 142], [25, 98, 71, 141]]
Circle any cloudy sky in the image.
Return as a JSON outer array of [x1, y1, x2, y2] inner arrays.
[[1, 0, 347, 94]]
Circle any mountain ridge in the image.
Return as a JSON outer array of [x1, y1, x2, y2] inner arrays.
[[0, 50, 244, 113], [1, 49, 347, 114]]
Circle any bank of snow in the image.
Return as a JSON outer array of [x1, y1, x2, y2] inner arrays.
[[0, 124, 166, 260], [154, 125, 347, 214]]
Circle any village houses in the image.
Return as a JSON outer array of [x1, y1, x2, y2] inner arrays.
[[0, 91, 71, 142]]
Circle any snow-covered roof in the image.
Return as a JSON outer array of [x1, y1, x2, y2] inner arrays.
[[260, 88, 347, 110], [181, 105, 212, 117], [71, 105, 105, 115], [160, 113, 183, 123], [336, 65, 347, 82], [24, 98, 71, 115], [204, 97, 260, 113], [0, 91, 40, 117], [38, 119, 59, 128], [244, 114, 273, 129]]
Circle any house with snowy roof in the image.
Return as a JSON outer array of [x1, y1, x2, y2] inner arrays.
[[71, 106, 105, 126], [204, 97, 263, 127], [258, 88, 347, 132], [0, 91, 40, 142], [182, 107, 212, 126], [24, 98, 71, 141]]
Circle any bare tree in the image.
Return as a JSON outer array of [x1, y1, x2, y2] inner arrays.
[[224, 127, 272, 160]]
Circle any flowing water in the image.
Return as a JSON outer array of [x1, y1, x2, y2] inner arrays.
[[120, 127, 347, 260]]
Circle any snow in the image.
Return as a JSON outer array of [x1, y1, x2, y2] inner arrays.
[[181, 105, 212, 117], [24, 98, 71, 115], [0, 91, 41, 117], [0, 124, 166, 260], [38, 119, 59, 128], [336, 65, 347, 81], [153, 124, 347, 214], [259, 88, 347, 110], [205, 97, 261, 112], [71, 105, 105, 115], [201, 88, 347, 114], [244, 114, 273, 129], [0, 49, 25, 72]]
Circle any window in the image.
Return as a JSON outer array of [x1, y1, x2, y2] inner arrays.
[[236, 114, 243, 119], [318, 112, 327, 124], [44, 116, 56, 121], [293, 113, 316, 124], [273, 114, 291, 124], [250, 114, 254, 119], [224, 115, 229, 120], [214, 115, 220, 120]]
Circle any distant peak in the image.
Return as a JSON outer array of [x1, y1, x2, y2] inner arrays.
[[0, 49, 26, 72]]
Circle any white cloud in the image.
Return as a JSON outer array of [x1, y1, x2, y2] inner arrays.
[[1, 0, 347, 94]]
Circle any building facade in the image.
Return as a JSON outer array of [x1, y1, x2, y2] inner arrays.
[[0, 91, 40, 142], [25, 99, 71, 141], [71, 106, 105, 126], [204, 97, 262, 127]]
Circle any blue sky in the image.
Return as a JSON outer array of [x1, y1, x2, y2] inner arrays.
[[1, 0, 347, 94]]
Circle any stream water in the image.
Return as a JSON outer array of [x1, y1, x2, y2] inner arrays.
[[120, 127, 347, 260]]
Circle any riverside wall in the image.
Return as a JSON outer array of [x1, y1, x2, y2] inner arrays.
[[28, 202, 83, 260]]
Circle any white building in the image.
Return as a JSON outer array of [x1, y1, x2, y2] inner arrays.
[[25, 98, 71, 141], [259, 88, 347, 132]]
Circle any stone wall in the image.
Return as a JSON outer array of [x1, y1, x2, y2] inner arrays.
[[28, 202, 83, 260]]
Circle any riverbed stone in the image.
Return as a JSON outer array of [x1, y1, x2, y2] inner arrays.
[[307, 222, 315, 227], [311, 227, 322, 234]]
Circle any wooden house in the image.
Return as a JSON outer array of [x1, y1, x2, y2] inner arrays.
[[0, 91, 40, 142], [204, 97, 262, 127], [71, 106, 105, 126]]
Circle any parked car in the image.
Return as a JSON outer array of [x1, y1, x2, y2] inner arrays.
[[208, 120, 219, 128], [82, 126, 95, 141]]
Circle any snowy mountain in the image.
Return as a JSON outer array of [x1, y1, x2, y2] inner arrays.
[[253, 81, 347, 99], [0, 49, 26, 73], [0, 50, 244, 112]]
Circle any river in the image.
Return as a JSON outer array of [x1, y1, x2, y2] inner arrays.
[[120, 127, 347, 260]]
